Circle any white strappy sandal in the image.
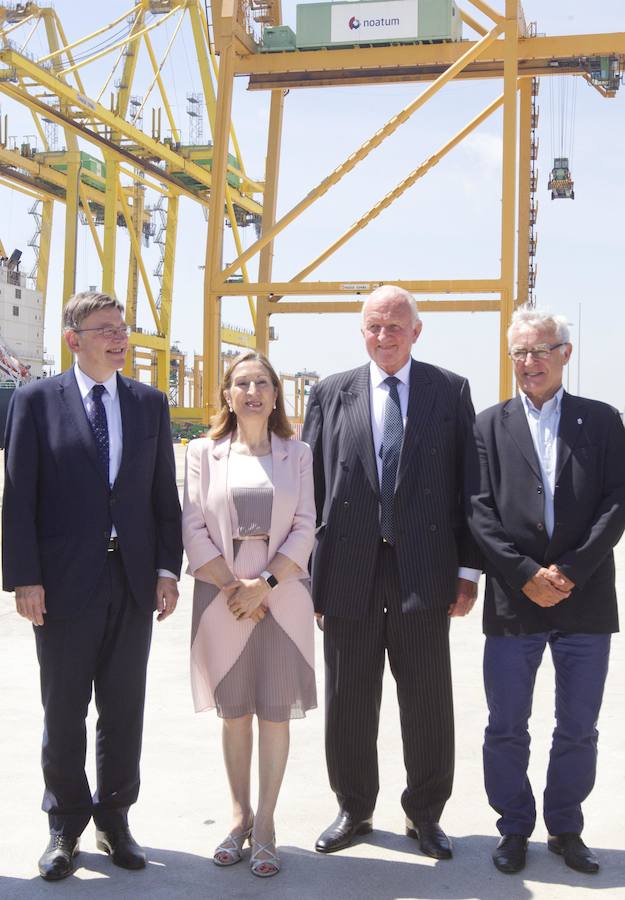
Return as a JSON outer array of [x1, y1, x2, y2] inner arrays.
[[250, 834, 281, 877], [213, 821, 253, 866]]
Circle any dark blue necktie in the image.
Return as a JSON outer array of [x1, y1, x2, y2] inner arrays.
[[380, 376, 403, 544], [87, 384, 109, 484]]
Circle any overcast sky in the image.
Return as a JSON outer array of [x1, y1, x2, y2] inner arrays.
[[0, 0, 623, 413]]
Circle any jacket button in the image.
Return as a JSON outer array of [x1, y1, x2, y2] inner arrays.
[[343, 500, 350, 508], [537, 485, 543, 494], [537, 523, 544, 531], [431, 447, 437, 455], [429, 524, 437, 532]]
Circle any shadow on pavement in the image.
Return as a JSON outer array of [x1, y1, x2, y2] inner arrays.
[[2, 836, 625, 900]]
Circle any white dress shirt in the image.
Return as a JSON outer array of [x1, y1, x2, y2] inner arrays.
[[74, 363, 122, 489], [520, 386, 563, 539], [74, 363, 177, 581], [368, 360, 480, 584]]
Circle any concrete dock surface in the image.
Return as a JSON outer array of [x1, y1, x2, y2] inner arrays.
[[1, 444, 624, 899]]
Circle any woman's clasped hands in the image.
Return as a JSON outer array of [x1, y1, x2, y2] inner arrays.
[[223, 578, 270, 624]]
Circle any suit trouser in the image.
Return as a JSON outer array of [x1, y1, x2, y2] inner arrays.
[[323, 542, 454, 823], [34, 550, 153, 838], [483, 631, 611, 837]]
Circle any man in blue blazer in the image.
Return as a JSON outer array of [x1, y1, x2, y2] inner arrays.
[[469, 306, 625, 876], [303, 286, 481, 859], [2, 292, 183, 881]]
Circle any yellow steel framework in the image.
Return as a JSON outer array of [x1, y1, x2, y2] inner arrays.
[[0, 1, 623, 419], [0, 0, 263, 398], [202, 0, 624, 413]]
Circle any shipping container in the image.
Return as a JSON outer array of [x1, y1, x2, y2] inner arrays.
[[295, 0, 461, 50]]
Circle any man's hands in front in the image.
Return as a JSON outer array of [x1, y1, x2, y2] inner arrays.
[[15, 584, 46, 625], [155, 576, 179, 621], [448, 577, 478, 618], [522, 565, 575, 608]]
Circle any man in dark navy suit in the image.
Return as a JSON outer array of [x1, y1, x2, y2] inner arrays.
[[470, 306, 625, 876], [2, 292, 183, 881], [303, 285, 481, 859]]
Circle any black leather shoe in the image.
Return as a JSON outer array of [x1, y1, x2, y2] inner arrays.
[[315, 811, 373, 853], [548, 833, 599, 874], [492, 834, 528, 874], [406, 819, 452, 859], [96, 825, 147, 870], [38, 835, 80, 881]]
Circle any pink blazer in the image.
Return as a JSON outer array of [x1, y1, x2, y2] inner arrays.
[[182, 433, 315, 581]]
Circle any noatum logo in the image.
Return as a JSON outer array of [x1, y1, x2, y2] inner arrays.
[[349, 15, 401, 29]]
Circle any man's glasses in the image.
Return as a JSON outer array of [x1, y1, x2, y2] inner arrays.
[[509, 343, 565, 362], [73, 325, 131, 339]]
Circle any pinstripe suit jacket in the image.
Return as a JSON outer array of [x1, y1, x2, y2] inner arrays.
[[302, 359, 481, 618]]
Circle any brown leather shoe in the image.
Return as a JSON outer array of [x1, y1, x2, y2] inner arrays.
[[96, 825, 146, 870], [38, 834, 79, 881]]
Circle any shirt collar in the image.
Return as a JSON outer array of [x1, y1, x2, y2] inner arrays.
[[520, 385, 564, 417], [74, 362, 118, 401], [369, 357, 412, 389]]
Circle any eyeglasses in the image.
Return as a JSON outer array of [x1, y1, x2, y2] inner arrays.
[[509, 343, 565, 362], [73, 324, 131, 339]]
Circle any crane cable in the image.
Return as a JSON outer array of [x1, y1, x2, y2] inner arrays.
[[550, 75, 577, 161]]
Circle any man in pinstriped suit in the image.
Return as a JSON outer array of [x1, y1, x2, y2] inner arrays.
[[303, 285, 482, 859]]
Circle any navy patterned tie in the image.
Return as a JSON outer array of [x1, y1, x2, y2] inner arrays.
[[87, 384, 110, 484], [380, 376, 403, 544]]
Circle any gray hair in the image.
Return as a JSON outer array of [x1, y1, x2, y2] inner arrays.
[[508, 305, 571, 347], [63, 291, 125, 330], [362, 285, 420, 326]]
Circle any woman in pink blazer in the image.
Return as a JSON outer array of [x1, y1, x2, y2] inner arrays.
[[182, 351, 316, 878]]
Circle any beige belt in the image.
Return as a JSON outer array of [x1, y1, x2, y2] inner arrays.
[[234, 534, 269, 542]]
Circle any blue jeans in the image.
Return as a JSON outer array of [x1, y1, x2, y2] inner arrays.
[[483, 631, 611, 837]]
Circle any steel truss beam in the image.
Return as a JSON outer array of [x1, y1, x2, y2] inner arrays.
[[240, 33, 625, 90]]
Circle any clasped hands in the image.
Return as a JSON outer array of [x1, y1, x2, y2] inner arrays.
[[522, 564, 575, 607], [223, 577, 271, 624]]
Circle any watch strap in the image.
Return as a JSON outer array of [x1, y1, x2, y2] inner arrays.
[[260, 569, 278, 589]]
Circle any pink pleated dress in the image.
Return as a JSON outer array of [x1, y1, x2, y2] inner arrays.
[[190, 453, 317, 721]]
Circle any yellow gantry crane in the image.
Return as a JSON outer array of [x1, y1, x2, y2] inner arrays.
[[204, 0, 624, 410], [0, 0, 623, 420], [0, 0, 262, 417]]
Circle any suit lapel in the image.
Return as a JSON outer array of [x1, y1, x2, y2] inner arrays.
[[341, 365, 379, 498], [211, 435, 235, 570], [555, 393, 585, 482], [267, 434, 289, 561], [116, 374, 141, 484], [502, 396, 541, 479], [58, 368, 107, 484], [396, 358, 434, 491]]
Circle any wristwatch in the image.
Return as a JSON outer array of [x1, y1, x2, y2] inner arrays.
[[260, 569, 278, 589]]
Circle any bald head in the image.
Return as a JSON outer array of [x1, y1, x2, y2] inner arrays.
[[361, 285, 420, 327], [361, 285, 422, 375]]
